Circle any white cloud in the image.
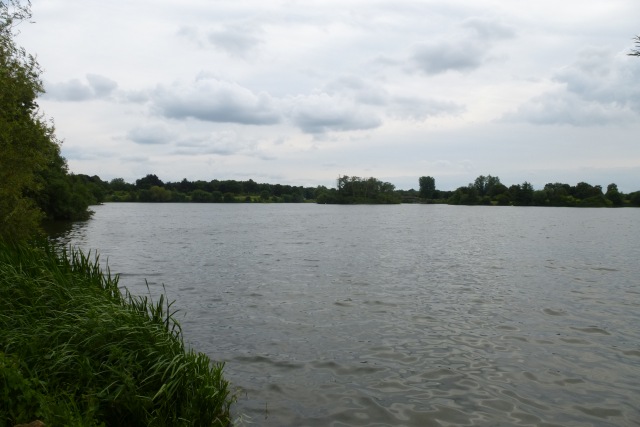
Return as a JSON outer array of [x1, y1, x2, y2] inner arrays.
[[173, 131, 255, 156], [44, 74, 117, 101], [127, 124, 175, 145], [151, 77, 281, 125], [410, 17, 514, 75], [207, 26, 263, 57], [503, 91, 635, 126], [504, 49, 640, 126], [287, 92, 382, 134]]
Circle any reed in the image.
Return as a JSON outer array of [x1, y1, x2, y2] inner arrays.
[[0, 241, 233, 427]]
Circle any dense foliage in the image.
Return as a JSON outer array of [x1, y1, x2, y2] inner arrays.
[[94, 174, 402, 205], [0, 241, 233, 426], [0, 1, 96, 242], [87, 173, 640, 207], [103, 174, 317, 204], [317, 175, 401, 204], [420, 175, 640, 207]]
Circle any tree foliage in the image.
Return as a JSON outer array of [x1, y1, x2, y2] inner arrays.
[[418, 176, 436, 199], [629, 35, 640, 57], [317, 175, 400, 204], [1, 0, 51, 240], [446, 175, 637, 207], [0, 1, 95, 241]]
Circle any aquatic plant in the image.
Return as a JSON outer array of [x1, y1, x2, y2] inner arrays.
[[0, 241, 233, 426]]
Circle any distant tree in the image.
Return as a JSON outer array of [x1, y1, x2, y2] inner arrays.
[[109, 178, 127, 191], [136, 174, 163, 189], [605, 183, 623, 207], [543, 183, 571, 206], [572, 182, 602, 200], [329, 175, 399, 204], [177, 178, 195, 193], [473, 175, 488, 196], [211, 191, 223, 203], [448, 185, 479, 205], [218, 180, 242, 195], [629, 35, 640, 56], [418, 176, 436, 199], [509, 182, 534, 206], [191, 189, 212, 203], [148, 185, 172, 202], [243, 179, 259, 194]]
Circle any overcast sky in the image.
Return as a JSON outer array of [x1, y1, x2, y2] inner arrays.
[[17, 0, 640, 191]]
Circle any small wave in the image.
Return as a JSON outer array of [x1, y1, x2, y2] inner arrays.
[[570, 326, 610, 335]]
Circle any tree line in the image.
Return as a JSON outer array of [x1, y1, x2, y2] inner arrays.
[[67, 173, 403, 205], [418, 175, 640, 207], [103, 174, 318, 203]]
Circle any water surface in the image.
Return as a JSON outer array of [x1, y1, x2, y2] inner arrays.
[[55, 204, 640, 426]]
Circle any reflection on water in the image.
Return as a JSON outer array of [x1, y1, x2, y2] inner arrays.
[[56, 203, 640, 426]]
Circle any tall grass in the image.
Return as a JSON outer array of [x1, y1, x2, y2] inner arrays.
[[0, 241, 233, 427]]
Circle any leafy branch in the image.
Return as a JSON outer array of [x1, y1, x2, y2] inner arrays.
[[629, 35, 640, 57]]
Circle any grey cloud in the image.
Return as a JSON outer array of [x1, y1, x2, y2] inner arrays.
[[389, 96, 465, 120], [288, 93, 382, 134], [153, 78, 281, 125], [411, 17, 513, 75], [122, 89, 151, 104], [324, 76, 464, 120], [208, 26, 263, 57], [462, 17, 515, 41], [86, 74, 118, 98], [127, 125, 175, 145], [44, 74, 117, 101], [503, 91, 633, 126], [505, 49, 640, 126], [324, 77, 389, 105], [412, 40, 484, 75], [173, 131, 266, 157], [178, 24, 263, 57], [554, 48, 640, 110]]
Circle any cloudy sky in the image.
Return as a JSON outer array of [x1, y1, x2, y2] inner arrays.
[[17, 0, 640, 191]]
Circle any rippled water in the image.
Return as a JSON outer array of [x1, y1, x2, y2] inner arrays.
[[53, 203, 640, 426]]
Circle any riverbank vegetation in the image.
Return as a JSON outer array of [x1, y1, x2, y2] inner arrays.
[[0, 1, 102, 243], [0, 241, 233, 427], [68, 173, 639, 208], [422, 175, 640, 207], [2, 4, 234, 426]]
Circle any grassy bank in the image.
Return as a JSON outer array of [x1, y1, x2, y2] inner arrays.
[[0, 241, 233, 427]]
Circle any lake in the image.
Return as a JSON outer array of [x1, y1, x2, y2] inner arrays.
[[51, 203, 640, 426]]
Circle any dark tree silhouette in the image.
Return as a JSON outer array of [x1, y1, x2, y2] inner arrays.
[[629, 35, 640, 56]]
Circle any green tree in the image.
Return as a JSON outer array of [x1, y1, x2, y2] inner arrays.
[[135, 174, 163, 190], [572, 182, 602, 200], [509, 182, 534, 206], [1, 1, 83, 239], [418, 176, 436, 199], [448, 186, 479, 205], [191, 189, 212, 203], [605, 183, 623, 207], [109, 177, 134, 192], [148, 185, 172, 202], [543, 182, 571, 206]]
